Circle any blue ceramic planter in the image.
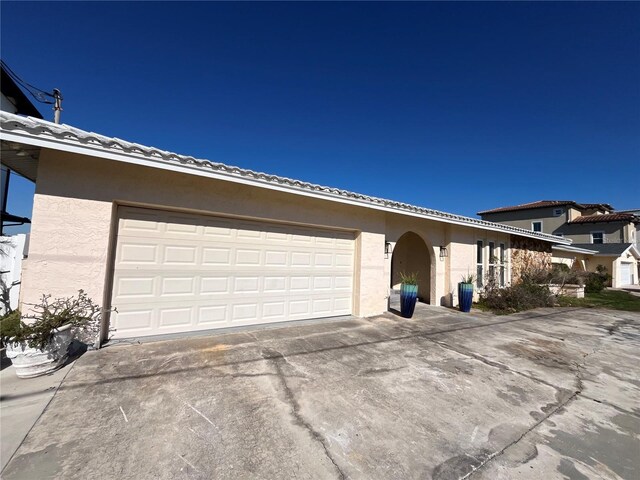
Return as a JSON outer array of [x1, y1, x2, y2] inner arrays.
[[400, 283, 418, 318], [458, 282, 474, 312]]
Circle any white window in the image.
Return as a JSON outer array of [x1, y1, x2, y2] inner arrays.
[[591, 231, 604, 244], [499, 243, 506, 286], [488, 241, 496, 283], [553, 208, 564, 216], [532, 221, 542, 232], [476, 240, 484, 288]]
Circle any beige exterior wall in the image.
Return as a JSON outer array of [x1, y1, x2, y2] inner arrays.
[[22, 149, 560, 338], [551, 251, 590, 271], [390, 232, 431, 301], [482, 208, 633, 245], [383, 214, 444, 305], [556, 221, 627, 244], [481, 207, 568, 235], [24, 151, 391, 322], [567, 207, 582, 222], [584, 253, 639, 288]]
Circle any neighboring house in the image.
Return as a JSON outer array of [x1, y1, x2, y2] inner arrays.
[[0, 63, 41, 305], [616, 208, 640, 252], [478, 201, 640, 288], [1, 62, 42, 234], [1, 63, 43, 119], [1, 112, 569, 345]]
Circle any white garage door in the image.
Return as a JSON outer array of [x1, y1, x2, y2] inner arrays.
[[110, 207, 354, 338], [620, 262, 632, 285]]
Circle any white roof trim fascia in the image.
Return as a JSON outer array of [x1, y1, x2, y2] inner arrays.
[[552, 245, 597, 255], [0, 114, 571, 245]]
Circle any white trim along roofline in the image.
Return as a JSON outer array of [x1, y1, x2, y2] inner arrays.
[[0, 112, 570, 245], [552, 245, 598, 255]]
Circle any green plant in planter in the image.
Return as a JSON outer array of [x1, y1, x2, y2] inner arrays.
[[0, 310, 22, 347], [458, 273, 476, 312], [460, 273, 475, 284], [3, 290, 102, 350], [399, 272, 419, 285], [399, 272, 419, 318]]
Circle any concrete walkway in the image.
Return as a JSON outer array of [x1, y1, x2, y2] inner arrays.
[[0, 354, 75, 470], [1, 305, 639, 479]]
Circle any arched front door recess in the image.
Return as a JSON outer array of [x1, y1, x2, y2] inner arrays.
[[390, 231, 431, 303]]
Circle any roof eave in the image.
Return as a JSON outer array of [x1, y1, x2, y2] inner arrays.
[[552, 245, 598, 255], [0, 120, 571, 246]]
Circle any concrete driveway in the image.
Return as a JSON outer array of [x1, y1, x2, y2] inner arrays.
[[1, 305, 638, 479]]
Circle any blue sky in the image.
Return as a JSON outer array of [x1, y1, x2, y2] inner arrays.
[[2, 2, 639, 234]]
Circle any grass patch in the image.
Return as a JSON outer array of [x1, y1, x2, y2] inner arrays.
[[557, 290, 640, 312]]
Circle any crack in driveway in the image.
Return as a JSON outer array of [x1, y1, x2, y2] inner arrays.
[[262, 348, 346, 480], [430, 316, 630, 479]]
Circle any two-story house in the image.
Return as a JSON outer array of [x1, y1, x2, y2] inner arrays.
[[478, 200, 640, 288]]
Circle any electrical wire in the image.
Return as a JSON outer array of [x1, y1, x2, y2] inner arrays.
[[1, 60, 55, 104]]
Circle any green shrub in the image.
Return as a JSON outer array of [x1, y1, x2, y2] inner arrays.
[[479, 280, 554, 314], [585, 265, 610, 293], [2, 291, 102, 350], [0, 310, 22, 344]]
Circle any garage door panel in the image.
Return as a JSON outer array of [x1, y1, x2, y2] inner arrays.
[[111, 207, 354, 338], [114, 309, 154, 332], [200, 277, 230, 294], [119, 244, 158, 264], [620, 263, 632, 285], [159, 307, 193, 327], [115, 276, 156, 298], [202, 247, 231, 265], [198, 305, 227, 325]]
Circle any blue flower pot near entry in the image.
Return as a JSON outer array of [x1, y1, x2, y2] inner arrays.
[[458, 282, 474, 313], [400, 283, 418, 318]]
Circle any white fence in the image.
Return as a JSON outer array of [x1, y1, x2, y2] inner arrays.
[[0, 234, 27, 315]]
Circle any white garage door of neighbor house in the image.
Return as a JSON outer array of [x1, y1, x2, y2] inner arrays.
[[110, 207, 355, 339], [620, 262, 632, 285]]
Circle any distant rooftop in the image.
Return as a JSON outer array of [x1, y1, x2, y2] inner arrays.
[[569, 213, 639, 224], [477, 200, 613, 216]]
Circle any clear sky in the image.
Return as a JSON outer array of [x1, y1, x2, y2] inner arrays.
[[2, 1, 639, 235]]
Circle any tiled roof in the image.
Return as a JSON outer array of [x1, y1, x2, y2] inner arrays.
[[569, 213, 638, 224], [478, 200, 614, 215], [477, 200, 577, 215], [580, 203, 613, 210], [0, 111, 571, 244]]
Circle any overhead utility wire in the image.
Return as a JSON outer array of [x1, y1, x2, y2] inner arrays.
[[1, 60, 55, 104]]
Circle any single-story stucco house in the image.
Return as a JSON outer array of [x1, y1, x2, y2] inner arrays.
[[1, 111, 570, 346]]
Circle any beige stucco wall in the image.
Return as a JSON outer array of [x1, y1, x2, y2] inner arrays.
[[23, 151, 391, 323], [481, 207, 568, 235], [390, 232, 431, 301], [383, 214, 445, 306], [584, 253, 639, 288], [551, 251, 590, 271], [557, 221, 627, 244], [22, 149, 559, 338]]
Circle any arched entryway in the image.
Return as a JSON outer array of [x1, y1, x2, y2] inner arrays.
[[391, 231, 431, 304]]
